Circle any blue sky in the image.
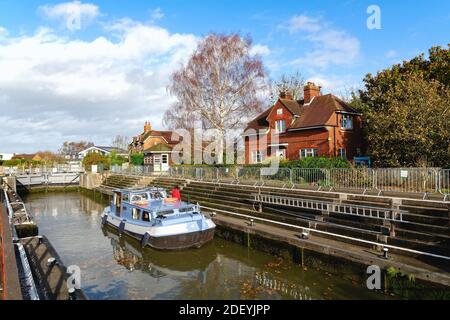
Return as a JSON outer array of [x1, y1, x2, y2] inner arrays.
[[0, 0, 449, 153]]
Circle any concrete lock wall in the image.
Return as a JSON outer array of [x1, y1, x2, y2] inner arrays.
[[79, 173, 104, 190]]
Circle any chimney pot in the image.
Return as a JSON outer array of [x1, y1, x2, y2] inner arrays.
[[144, 121, 152, 133], [304, 82, 321, 104], [279, 91, 293, 100]]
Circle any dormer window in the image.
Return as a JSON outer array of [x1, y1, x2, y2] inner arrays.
[[275, 120, 286, 133], [341, 115, 353, 130], [277, 108, 283, 115]]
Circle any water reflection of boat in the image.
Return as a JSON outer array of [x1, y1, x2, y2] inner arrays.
[[101, 225, 218, 279], [101, 188, 215, 250]]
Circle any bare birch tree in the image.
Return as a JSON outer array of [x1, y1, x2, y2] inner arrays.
[[270, 71, 305, 101], [111, 135, 130, 151], [164, 33, 268, 163]]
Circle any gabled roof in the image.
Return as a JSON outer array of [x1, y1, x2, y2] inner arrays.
[[79, 146, 128, 154], [12, 154, 36, 160], [144, 143, 173, 153], [245, 108, 271, 131], [134, 130, 177, 145], [245, 94, 360, 132]]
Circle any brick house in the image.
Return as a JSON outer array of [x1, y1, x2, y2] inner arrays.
[[244, 82, 364, 164], [129, 122, 178, 171]]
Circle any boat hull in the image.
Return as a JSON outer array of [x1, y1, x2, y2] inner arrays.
[[101, 210, 215, 250]]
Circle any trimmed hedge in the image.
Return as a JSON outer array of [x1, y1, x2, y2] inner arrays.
[[172, 157, 351, 169]]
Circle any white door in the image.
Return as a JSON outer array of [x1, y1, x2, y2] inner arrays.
[[153, 155, 161, 172], [161, 154, 169, 172]]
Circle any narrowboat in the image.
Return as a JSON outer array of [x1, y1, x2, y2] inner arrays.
[[101, 187, 216, 250]]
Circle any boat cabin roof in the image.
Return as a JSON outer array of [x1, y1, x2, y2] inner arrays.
[[113, 187, 195, 213]]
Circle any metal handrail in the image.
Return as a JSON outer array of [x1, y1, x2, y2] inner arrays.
[[253, 193, 407, 222]]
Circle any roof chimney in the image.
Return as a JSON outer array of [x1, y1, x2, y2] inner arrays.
[[279, 91, 294, 100], [304, 82, 321, 104], [144, 121, 152, 133]]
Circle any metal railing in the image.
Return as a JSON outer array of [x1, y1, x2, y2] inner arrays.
[[2, 164, 83, 175], [105, 166, 450, 200], [254, 193, 406, 222], [15, 173, 80, 187], [439, 169, 450, 201]]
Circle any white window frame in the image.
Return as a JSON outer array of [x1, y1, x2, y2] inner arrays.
[[251, 150, 265, 164], [341, 115, 353, 130], [300, 148, 319, 158], [276, 108, 283, 115], [275, 120, 286, 133], [338, 148, 347, 159]]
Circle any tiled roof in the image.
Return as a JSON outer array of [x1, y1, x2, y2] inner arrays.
[[137, 130, 177, 144], [95, 146, 128, 154], [245, 108, 271, 131], [144, 143, 173, 153], [246, 94, 360, 132]]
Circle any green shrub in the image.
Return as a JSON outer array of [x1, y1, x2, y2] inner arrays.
[[280, 157, 351, 169], [130, 153, 144, 166], [82, 152, 110, 171], [109, 151, 127, 166]]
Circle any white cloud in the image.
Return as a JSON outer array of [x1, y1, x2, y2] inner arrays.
[[281, 15, 360, 69], [0, 26, 8, 38], [150, 8, 164, 21], [0, 21, 199, 153], [285, 15, 322, 33], [250, 44, 271, 57], [39, 1, 100, 31]]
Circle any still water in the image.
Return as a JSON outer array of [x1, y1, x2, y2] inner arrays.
[[23, 192, 387, 300]]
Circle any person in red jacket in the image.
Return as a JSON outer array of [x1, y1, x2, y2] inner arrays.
[[171, 185, 181, 201]]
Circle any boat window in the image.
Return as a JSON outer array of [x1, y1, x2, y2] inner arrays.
[[142, 211, 150, 222], [150, 192, 164, 199], [115, 193, 122, 207], [158, 210, 174, 215], [131, 193, 148, 202], [132, 208, 141, 220], [122, 193, 129, 202]]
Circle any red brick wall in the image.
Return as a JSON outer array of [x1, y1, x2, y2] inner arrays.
[[244, 113, 364, 163], [266, 101, 294, 131]]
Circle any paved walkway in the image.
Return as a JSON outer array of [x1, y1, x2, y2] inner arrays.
[[0, 199, 23, 300]]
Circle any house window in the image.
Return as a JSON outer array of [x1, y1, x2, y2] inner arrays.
[[300, 148, 319, 158], [341, 115, 353, 129], [132, 208, 141, 220], [275, 120, 286, 133], [277, 108, 283, 115], [251, 151, 265, 164], [338, 148, 347, 159]]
